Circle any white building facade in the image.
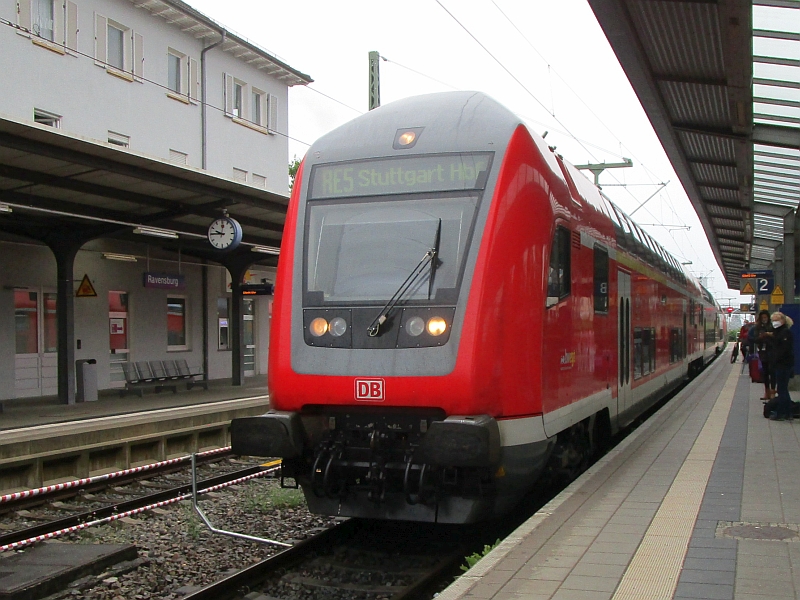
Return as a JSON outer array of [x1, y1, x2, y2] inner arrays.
[[0, 0, 310, 400]]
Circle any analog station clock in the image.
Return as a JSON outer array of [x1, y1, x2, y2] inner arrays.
[[207, 216, 243, 251]]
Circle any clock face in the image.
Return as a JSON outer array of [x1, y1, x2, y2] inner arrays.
[[208, 217, 242, 250]]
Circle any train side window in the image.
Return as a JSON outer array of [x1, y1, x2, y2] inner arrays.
[[593, 245, 609, 313], [546, 226, 571, 307], [633, 327, 655, 379]]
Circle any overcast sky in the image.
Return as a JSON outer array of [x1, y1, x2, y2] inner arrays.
[[187, 0, 741, 302]]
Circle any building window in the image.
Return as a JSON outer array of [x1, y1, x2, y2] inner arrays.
[[18, 0, 77, 51], [107, 23, 125, 70], [95, 14, 142, 79], [252, 173, 267, 188], [169, 149, 188, 165], [167, 297, 187, 350], [233, 168, 248, 183], [32, 0, 54, 40], [34, 108, 61, 128], [108, 131, 130, 148], [15, 291, 39, 355], [233, 81, 244, 118], [43, 292, 57, 353], [167, 52, 182, 93], [252, 89, 268, 125]]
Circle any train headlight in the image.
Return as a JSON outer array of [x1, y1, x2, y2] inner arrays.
[[427, 316, 447, 336], [329, 317, 347, 337], [398, 131, 416, 146], [406, 316, 425, 337], [309, 317, 328, 337]]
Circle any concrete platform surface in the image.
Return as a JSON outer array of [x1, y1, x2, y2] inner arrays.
[[438, 353, 800, 600], [0, 378, 269, 431], [0, 542, 137, 599]]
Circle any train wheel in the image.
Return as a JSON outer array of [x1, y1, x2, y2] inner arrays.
[[547, 420, 592, 482]]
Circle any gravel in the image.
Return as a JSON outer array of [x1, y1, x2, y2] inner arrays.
[[30, 469, 338, 599]]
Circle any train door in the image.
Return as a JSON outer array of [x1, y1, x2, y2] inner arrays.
[[14, 289, 58, 398], [617, 271, 631, 416]]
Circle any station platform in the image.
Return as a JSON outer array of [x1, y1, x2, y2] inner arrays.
[[440, 353, 800, 600], [0, 378, 269, 431], [0, 379, 270, 493]]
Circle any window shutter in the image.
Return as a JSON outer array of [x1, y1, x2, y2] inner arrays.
[[133, 32, 143, 78], [189, 57, 198, 100], [53, 0, 64, 45], [267, 94, 278, 133], [223, 73, 233, 115], [65, 1, 77, 50], [17, 0, 31, 34], [259, 93, 267, 128], [94, 13, 107, 65]]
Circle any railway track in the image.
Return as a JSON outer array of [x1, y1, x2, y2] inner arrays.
[[0, 447, 234, 515], [0, 455, 277, 551], [183, 518, 473, 600]]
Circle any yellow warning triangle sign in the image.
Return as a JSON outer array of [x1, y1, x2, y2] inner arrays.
[[741, 281, 756, 294], [773, 285, 783, 296], [75, 274, 97, 298], [760, 299, 769, 311]]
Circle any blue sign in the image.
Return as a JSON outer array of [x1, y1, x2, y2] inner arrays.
[[741, 270, 773, 278], [143, 272, 186, 290]]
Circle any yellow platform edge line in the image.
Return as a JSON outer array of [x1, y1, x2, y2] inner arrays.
[[612, 366, 738, 600]]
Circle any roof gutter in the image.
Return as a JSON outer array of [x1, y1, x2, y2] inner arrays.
[[201, 31, 226, 170]]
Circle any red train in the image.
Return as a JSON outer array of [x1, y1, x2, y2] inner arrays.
[[232, 91, 725, 523]]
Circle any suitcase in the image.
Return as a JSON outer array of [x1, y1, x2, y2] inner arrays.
[[749, 356, 764, 383]]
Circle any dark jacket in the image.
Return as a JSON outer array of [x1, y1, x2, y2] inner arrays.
[[750, 313, 774, 358], [772, 324, 794, 370]]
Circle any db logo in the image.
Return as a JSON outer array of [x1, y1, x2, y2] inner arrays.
[[355, 378, 385, 401]]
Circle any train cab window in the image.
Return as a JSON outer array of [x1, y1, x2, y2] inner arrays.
[[547, 226, 571, 307], [593, 245, 609, 313]]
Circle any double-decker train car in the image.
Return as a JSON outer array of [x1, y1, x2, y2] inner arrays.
[[232, 91, 725, 524]]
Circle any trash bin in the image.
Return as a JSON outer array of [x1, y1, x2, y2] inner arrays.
[[76, 359, 98, 402]]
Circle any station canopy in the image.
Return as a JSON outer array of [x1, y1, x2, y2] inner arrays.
[[589, 0, 800, 290], [0, 115, 289, 263]]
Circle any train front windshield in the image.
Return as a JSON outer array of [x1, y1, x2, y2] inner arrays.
[[305, 153, 492, 305]]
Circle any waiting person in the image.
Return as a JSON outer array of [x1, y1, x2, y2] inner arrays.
[[768, 312, 795, 421], [731, 341, 739, 363], [739, 322, 752, 360], [750, 310, 776, 400]]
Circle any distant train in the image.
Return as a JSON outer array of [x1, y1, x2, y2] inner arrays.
[[232, 91, 725, 523]]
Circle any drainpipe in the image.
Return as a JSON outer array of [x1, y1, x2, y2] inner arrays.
[[201, 31, 226, 170]]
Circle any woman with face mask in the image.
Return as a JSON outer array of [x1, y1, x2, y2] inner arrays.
[[768, 312, 795, 421]]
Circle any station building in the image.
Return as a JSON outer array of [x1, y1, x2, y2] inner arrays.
[[0, 0, 311, 402]]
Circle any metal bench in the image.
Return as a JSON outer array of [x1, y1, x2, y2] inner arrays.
[[120, 361, 178, 397], [175, 359, 208, 391]]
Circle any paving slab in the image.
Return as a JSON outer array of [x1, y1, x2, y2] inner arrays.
[[436, 351, 800, 600]]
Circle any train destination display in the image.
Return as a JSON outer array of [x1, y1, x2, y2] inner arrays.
[[309, 153, 492, 199]]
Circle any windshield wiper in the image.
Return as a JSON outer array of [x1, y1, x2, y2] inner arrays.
[[428, 218, 442, 300], [367, 219, 442, 337]]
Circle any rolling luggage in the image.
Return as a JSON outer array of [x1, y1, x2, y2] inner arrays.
[[749, 355, 763, 383]]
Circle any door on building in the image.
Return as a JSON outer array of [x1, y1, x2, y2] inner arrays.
[[109, 291, 129, 388], [617, 271, 632, 418], [243, 298, 256, 377], [14, 289, 58, 397]]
